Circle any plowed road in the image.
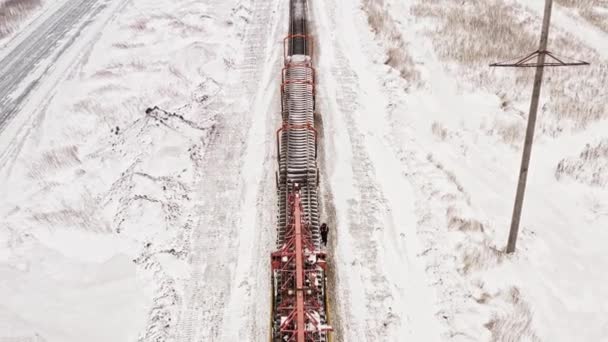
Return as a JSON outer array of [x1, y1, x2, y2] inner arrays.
[[0, 0, 111, 131]]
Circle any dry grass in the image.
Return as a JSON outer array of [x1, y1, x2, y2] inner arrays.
[[431, 121, 448, 140], [445, 206, 505, 275], [362, 0, 420, 86], [555, 139, 608, 187], [427, 153, 470, 201], [0, 0, 41, 38], [448, 213, 485, 233], [485, 287, 542, 342], [112, 41, 144, 49], [479, 100, 527, 146], [415, 0, 538, 65], [27, 145, 81, 179], [128, 18, 149, 31], [495, 120, 525, 145], [555, 0, 608, 32], [411, 0, 608, 131]]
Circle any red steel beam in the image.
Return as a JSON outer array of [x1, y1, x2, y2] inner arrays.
[[294, 191, 305, 342]]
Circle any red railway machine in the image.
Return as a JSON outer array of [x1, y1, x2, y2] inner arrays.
[[270, 16, 332, 342], [271, 186, 331, 342]]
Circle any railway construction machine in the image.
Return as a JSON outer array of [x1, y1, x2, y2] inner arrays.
[[270, 1, 332, 341]]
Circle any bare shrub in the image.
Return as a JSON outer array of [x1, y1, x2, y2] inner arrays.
[[497, 121, 523, 145], [129, 59, 146, 71], [431, 121, 448, 140], [427, 153, 469, 199], [447, 212, 485, 233], [475, 291, 492, 304], [445, 205, 505, 275], [112, 41, 144, 49], [129, 18, 149, 31], [555, 139, 608, 187], [458, 241, 504, 274], [0, 0, 41, 38], [362, 0, 420, 85], [27, 145, 81, 179], [485, 287, 542, 342], [488, 117, 525, 146]]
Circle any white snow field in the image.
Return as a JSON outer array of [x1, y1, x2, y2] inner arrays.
[[0, 0, 284, 340], [0, 0, 606, 341], [314, 0, 607, 341]]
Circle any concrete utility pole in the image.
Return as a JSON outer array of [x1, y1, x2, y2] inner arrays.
[[490, 0, 588, 253], [507, 0, 553, 254]]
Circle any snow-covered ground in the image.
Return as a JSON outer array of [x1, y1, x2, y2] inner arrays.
[[0, 0, 283, 340], [312, 0, 442, 340], [1, 0, 606, 341], [313, 0, 608, 341]]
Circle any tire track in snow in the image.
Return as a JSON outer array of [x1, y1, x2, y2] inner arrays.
[[173, 0, 279, 340], [219, 0, 284, 339], [314, 0, 444, 340], [306, 4, 344, 340], [313, 0, 414, 340], [328, 57, 398, 341]]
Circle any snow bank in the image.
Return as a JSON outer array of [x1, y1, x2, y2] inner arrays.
[[0, 241, 146, 342], [0, 0, 249, 340]]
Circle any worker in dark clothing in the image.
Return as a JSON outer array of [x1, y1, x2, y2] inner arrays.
[[320, 223, 329, 246]]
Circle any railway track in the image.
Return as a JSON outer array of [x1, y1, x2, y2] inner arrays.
[[270, 1, 332, 341]]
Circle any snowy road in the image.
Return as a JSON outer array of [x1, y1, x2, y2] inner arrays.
[[0, 0, 109, 131]]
